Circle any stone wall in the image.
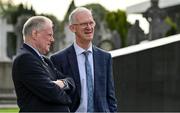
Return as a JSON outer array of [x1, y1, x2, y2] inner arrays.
[[111, 35, 180, 112], [0, 61, 14, 92], [0, 61, 16, 105]]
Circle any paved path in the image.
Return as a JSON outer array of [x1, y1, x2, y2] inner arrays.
[[0, 104, 18, 108]]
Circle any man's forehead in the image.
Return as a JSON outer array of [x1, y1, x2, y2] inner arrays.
[[76, 12, 93, 21]]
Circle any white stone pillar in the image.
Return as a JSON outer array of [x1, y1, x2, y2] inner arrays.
[[0, 18, 13, 62]]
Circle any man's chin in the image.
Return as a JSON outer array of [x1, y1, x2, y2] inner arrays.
[[85, 35, 93, 40], [43, 49, 50, 55], [88, 37, 93, 41]]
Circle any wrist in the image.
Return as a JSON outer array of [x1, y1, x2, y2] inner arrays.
[[62, 79, 69, 90]]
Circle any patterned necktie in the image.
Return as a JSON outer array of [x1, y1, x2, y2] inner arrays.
[[41, 56, 48, 66], [83, 51, 94, 112]]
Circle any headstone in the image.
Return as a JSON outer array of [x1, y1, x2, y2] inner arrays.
[[0, 18, 13, 62], [98, 39, 114, 51], [127, 20, 146, 46], [96, 22, 121, 50], [112, 30, 121, 49]]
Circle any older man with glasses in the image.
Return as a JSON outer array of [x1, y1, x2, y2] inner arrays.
[[50, 7, 117, 112]]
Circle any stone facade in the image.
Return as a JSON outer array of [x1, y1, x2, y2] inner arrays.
[[0, 18, 13, 62]]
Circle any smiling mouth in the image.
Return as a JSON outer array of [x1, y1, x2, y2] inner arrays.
[[85, 31, 92, 34]]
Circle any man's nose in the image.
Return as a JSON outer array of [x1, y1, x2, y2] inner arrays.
[[51, 37, 54, 42]]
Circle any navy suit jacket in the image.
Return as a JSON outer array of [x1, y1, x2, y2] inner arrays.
[[50, 44, 117, 112], [12, 44, 75, 112]]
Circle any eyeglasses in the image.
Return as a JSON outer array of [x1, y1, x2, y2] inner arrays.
[[73, 21, 96, 28]]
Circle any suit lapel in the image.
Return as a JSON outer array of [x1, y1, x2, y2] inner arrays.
[[93, 46, 104, 81], [22, 43, 42, 61], [42, 57, 57, 80], [93, 46, 104, 108], [23, 43, 56, 80], [67, 45, 81, 96]]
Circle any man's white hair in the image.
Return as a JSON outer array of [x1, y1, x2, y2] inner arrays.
[[22, 16, 52, 41], [69, 7, 92, 25]]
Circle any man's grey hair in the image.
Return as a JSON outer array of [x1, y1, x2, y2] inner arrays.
[[69, 7, 92, 25], [22, 16, 52, 40]]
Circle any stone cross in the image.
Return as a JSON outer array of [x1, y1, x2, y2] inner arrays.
[[0, 18, 13, 62], [143, 0, 170, 40]]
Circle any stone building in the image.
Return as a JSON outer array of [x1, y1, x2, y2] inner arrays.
[[0, 17, 13, 62]]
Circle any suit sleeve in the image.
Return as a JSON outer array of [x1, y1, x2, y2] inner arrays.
[[50, 55, 63, 72], [16, 54, 71, 104], [54, 68, 76, 95], [107, 54, 118, 112], [49, 56, 76, 94]]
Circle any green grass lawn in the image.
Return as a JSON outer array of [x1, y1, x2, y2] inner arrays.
[[0, 108, 19, 113]]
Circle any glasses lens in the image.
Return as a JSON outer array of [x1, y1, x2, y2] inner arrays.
[[74, 21, 95, 28]]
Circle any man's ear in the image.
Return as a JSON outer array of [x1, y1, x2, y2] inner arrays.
[[32, 30, 37, 40], [69, 25, 76, 33]]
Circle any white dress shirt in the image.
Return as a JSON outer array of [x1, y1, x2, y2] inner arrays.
[[73, 42, 94, 112]]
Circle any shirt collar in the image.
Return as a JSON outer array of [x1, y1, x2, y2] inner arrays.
[[73, 41, 93, 56], [24, 43, 43, 58]]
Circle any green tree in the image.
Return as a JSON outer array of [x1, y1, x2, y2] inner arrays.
[[11, 4, 36, 25], [164, 17, 177, 36], [0, 0, 18, 22], [85, 3, 108, 21], [105, 10, 130, 47], [1, 0, 61, 53], [0, 0, 36, 25]]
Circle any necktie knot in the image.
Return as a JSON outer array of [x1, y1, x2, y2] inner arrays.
[[83, 51, 90, 57]]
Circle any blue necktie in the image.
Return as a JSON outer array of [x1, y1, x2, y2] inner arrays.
[[83, 51, 94, 112]]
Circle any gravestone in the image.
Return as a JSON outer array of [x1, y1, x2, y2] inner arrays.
[[111, 30, 121, 49], [96, 22, 121, 50], [111, 35, 180, 111], [127, 20, 146, 46]]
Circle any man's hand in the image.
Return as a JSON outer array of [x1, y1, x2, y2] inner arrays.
[[53, 80, 65, 88]]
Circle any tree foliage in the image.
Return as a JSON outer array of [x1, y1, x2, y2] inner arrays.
[[0, 0, 17, 21], [0, 0, 36, 25], [105, 10, 130, 47], [0, 0, 61, 53], [164, 16, 177, 36], [83, 4, 130, 48], [85, 3, 108, 21]]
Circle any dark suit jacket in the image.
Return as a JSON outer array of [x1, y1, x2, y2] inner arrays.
[[50, 44, 117, 112], [12, 44, 75, 112]]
